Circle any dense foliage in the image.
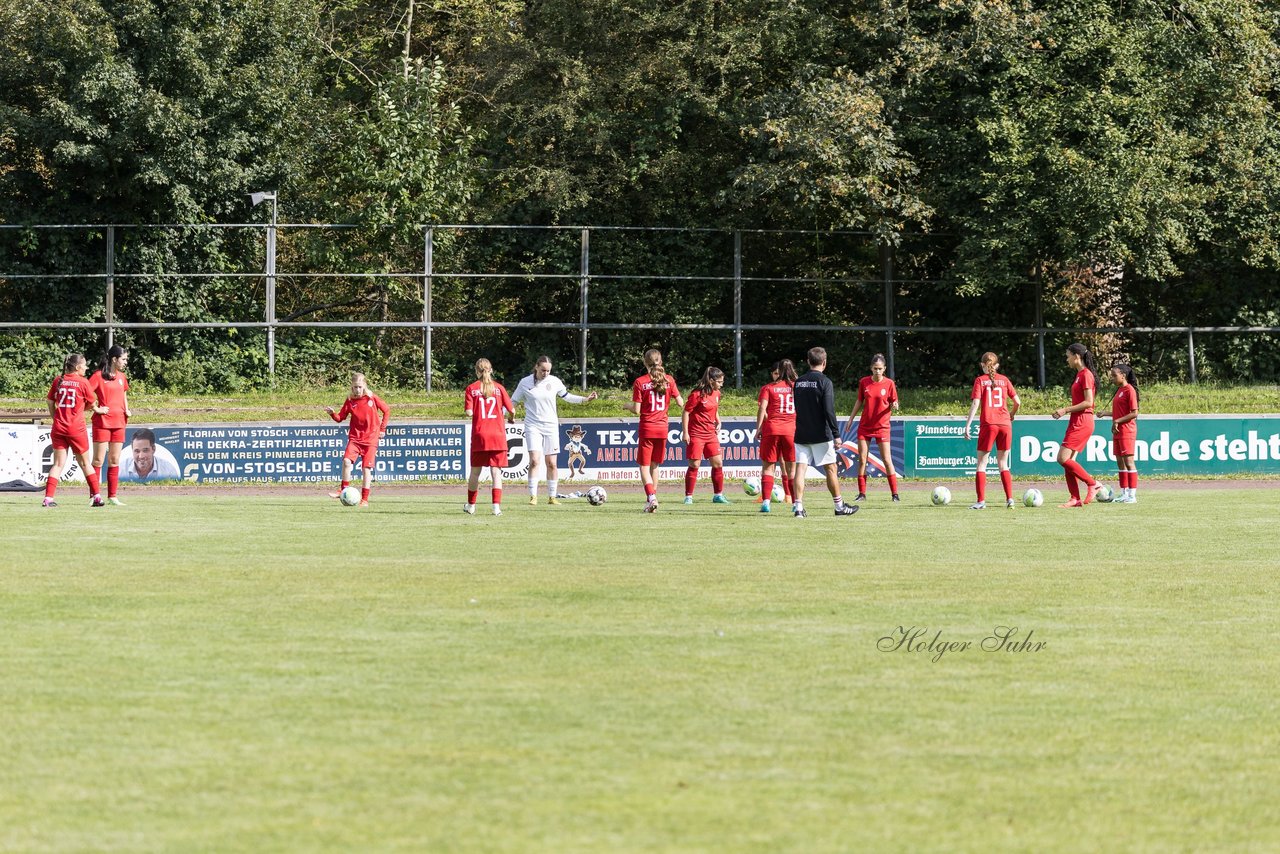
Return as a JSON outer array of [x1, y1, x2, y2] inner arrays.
[[2, 0, 1278, 393]]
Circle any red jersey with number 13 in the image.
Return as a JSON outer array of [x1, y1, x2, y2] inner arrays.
[[632, 374, 680, 439], [465, 382, 514, 451], [970, 373, 1017, 426], [47, 373, 94, 435], [757, 381, 796, 437]]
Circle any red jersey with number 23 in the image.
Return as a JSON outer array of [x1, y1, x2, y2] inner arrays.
[[633, 374, 680, 439], [47, 373, 94, 436], [334, 394, 390, 444], [970, 373, 1017, 427], [757, 381, 796, 437], [465, 382, 514, 451]]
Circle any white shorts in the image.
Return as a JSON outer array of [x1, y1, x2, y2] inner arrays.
[[796, 441, 837, 467], [523, 422, 559, 456]]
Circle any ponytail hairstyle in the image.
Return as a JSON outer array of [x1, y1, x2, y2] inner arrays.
[[643, 348, 668, 395], [695, 366, 724, 396], [1066, 342, 1098, 394], [57, 353, 85, 394], [474, 358, 496, 397], [773, 358, 798, 385], [533, 355, 551, 384], [1112, 362, 1139, 405], [980, 351, 1000, 385], [102, 344, 126, 381]]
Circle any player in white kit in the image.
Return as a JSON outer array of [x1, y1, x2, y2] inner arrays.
[[511, 355, 597, 505]]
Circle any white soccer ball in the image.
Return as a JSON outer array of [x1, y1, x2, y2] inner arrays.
[[931, 486, 951, 506], [586, 486, 608, 506], [339, 486, 361, 506], [1022, 488, 1044, 508], [771, 483, 786, 502], [1095, 484, 1115, 503], [743, 476, 761, 496]]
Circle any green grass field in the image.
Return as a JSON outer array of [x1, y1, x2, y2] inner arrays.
[[3, 486, 1278, 851]]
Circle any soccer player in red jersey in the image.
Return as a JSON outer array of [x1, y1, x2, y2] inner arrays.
[[1108, 363, 1140, 503], [846, 353, 901, 502], [681, 366, 730, 505], [1051, 342, 1102, 507], [43, 353, 107, 507], [625, 348, 682, 512], [756, 359, 797, 513], [89, 345, 131, 505], [463, 358, 515, 516], [962, 351, 1021, 509], [325, 372, 390, 507]]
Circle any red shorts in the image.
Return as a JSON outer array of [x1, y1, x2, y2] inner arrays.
[[1112, 431, 1136, 457], [636, 437, 667, 467], [470, 449, 509, 468], [686, 437, 721, 461], [93, 426, 126, 443], [977, 423, 1012, 453], [1062, 416, 1094, 453], [52, 429, 90, 455], [858, 430, 890, 443], [344, 439, 378, 468], [759, 433, 796, 463]]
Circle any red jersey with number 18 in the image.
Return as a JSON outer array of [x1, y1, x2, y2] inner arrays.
[[970, 373, 1018, 426], [464, 382, 514, 451], [632, 374, 680, 439], [47, 373, 94, 436], [757, 381, 796, 437]]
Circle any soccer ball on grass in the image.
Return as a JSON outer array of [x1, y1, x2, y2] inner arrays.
[[1022, 488, 1044, 508], [931, 486, 952, 506], [339, 486, 361, 506], [1094, 484, 1115, 503], [743, 476, 761, 496], [586, 486, 608, 506]]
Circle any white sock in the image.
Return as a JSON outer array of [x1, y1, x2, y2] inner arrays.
[[548, 479, 558, 498]]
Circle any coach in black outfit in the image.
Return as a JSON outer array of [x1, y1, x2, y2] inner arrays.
[[791, 346, 858, 518]]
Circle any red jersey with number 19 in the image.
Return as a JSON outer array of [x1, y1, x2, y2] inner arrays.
[[465, 382, 514, 451], [970, 373, 1017, 426], [757, 381, 796, 437], [632, 374, 680, 439], [47, 373, 94, 436]]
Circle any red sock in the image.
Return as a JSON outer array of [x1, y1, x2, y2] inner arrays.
[[491, 487, 502, 505], [857, 475, 867, 494], [1117, 471, 1127, 489], [975, 471, 986, 502], [86, 469, 101, 496], [1064, 459, 1095, 487], [361, 487, 370, 502], [1064, 467, 1079, 499], [783, 474, 793, 502], [467, 490, 478, 504], [45, 477, 58, 499], [645, 483, 656, 500], [1129, 471, 1138, 490], [685, 468, 698, 497], [107, 465, 119, 498], [711, 467, 725, 494], [1000, 469, 1013, 499], [341, 479, 351, 489], [887, 474, 899, 495], [762, 474, 775, 500]]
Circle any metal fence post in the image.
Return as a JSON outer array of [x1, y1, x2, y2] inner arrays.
[[1034, 265, 1046, 389], [882, 241, 896, 378], [1188, 327, 1197, 383], [104, 225, 115, 349], [734, 231, 743, 389], [265, 202, 277, 380], [580, 228, 590, 391], [423, 227, 434, 393]]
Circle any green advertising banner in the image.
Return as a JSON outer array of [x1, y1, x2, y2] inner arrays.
[[901, 416, 1280, 478]]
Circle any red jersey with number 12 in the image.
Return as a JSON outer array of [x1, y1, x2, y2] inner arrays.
[[970, 373, 1018, 426], [632, 374, 680, 439], [333, 394, 390, 444], [465, 382, 514, 451], [757, 381, 796, 437], [47, 373, 94, 435]]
